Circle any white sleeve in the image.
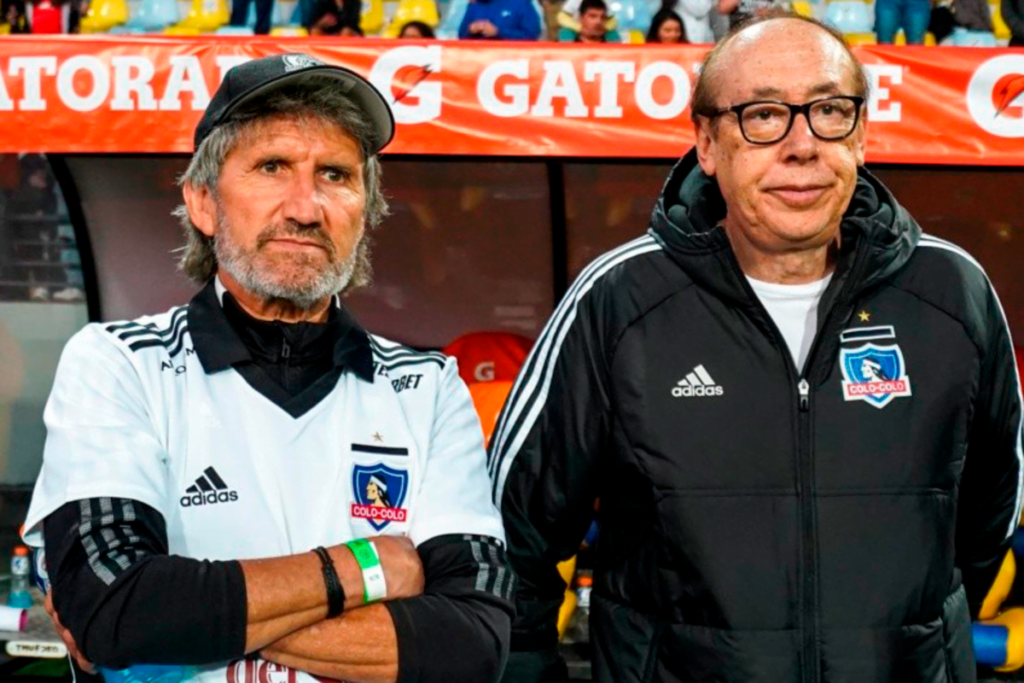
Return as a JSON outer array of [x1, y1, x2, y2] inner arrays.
[[408, 358, 506, 547], [22, 325, 169, 547]]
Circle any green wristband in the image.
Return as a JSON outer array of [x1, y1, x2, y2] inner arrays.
[[346, 539, 387, 603]]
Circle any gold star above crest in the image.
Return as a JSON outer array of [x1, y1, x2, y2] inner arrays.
[[372, 432, 384, 443], [858, 310, 871, 322]]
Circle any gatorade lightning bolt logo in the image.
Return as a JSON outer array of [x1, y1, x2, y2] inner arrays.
[[994, 74, 1024, 119], [392, 65, 433, 103], [967, 55, 1024, 138]]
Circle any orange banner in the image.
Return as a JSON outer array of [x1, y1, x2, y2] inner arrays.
[[0, 37, 1022, 164]]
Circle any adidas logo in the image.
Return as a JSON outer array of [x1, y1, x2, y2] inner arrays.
[[671, 365, 724, 398], [180, 467, 239, 507]]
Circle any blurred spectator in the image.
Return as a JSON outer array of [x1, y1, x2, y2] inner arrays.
[[661, 0, 714, 41], [874, 0, 930, 42], [306, 0, 360, 34], [716, 0, 787, 27], [458, 0, 542, 39], [340, 22, 363, 34], [949, 0, 996, 43], [25, 0, 81, 33], [400, 19, 435, 35], [2, 0, 30, 31], [646, 7, 687, 40], [1002, 0, 1024, 43], [229, 0, 271, 34], [558, 0, 620, 40]]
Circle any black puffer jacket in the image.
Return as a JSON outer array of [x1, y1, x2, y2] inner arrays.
[[491, 150, 1024, 683]]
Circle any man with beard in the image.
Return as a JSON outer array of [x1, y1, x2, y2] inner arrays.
[[22, 54, 512, 683]]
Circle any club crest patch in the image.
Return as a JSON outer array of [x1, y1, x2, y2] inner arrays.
[[351, 463, 409, 531], [840, 342, 913, 409]]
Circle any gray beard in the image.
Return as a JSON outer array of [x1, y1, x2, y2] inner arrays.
[[213, 212, 359, 312]]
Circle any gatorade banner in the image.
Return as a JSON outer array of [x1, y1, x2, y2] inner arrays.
[[0, 37, 1022, 164]]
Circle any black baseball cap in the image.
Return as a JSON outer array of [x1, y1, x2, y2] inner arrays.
[[193, 53, 395, 154]]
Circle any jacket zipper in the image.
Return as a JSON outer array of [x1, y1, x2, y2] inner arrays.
[[796, 378, 817, 683]]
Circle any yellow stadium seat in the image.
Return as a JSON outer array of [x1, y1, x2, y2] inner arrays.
[[0, 23, 10, 34], [79, 0, 129, 32], [270, 25, 308, 35], [555, 557, 578, 639], [173, 0, 229, 32], [844, 32, 877, 45], [382, 0, 439, 37], [360, 0, 385, 34], [164, 24, 201, 33], [981, 552, 1017, 621], [791, 0, 813, 17], [992, 5, 1011, 41]]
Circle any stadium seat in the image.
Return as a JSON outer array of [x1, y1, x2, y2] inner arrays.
[[791, 0, 814, 17], [467, 381, 513, 444], [79, 0, 129, 32], [823, 0, 873, 35], [892, 28, 937, 45], [843, 31, 877, 44], [270, 25, 307, 34], [124, 0, 179, 31], [382, 0, 439, 37], [172, 0, 229, 32], [360, 0, 384, 34], [443, 331, 534, 387], [214, 24, 254, 33], [607, 0, 651, 39], [992, 2, 1011, 40]]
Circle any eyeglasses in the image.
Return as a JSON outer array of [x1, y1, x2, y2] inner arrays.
[[708, 96, 865, 145]]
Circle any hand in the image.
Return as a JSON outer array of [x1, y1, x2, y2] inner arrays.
[[368, 536, 424, 601], [477, 19, 499, 37], [717, 0, 739, 13], [44, 593, 95, 674]]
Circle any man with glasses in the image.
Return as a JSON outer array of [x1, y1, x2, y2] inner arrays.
[[494, 13, 1023, 683]]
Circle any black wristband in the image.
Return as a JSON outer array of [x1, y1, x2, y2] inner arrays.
[[313, 546, 345, 618]]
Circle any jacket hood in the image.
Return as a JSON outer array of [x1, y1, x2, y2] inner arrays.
[[648, 148, 920, 305]]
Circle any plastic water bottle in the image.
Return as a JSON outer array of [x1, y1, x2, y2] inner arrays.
[[566, 571, 592, 644], [7, 546, 33, 609]]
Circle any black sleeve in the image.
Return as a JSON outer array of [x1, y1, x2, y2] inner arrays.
[[487, 290, 611, 682], [44, 498, 247, 669], [384, 535, 515, 683], [955, 284, 1024, 618], [304, 0, 334, 27]]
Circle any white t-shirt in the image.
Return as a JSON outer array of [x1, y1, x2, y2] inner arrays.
[[746, 273, 833, 373], [23, 283, 504, 683]]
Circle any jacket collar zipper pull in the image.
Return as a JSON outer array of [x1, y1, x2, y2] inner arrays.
[[798, 379, 810, 412]]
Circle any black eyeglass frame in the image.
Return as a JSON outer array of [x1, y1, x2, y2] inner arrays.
[[707, 96, 866, 145]]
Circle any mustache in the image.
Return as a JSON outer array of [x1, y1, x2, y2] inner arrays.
[[255, 223, 337, 259]]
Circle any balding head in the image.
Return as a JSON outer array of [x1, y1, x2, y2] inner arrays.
[[691, 14, 869, 126]]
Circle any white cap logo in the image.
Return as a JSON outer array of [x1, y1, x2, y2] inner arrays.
[[282, 55, 325, 73], [967, 55, 1024, 138]]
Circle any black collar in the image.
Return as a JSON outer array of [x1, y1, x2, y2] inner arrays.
[[187, 280, 375, 382]]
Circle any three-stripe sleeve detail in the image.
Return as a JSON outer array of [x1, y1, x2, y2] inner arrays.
[[465, 535, 516, 601], [78, 498, 144, 587], [487, 235, 663, 504]]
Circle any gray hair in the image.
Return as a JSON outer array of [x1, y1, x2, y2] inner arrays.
[[173, 79, 389, 293]]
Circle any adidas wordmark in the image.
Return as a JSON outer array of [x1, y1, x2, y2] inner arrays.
[[671, 365, 724, 398]]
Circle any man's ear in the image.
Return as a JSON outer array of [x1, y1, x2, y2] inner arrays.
[[182, 182, 217, 238], [695, 118, 717, 177]]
